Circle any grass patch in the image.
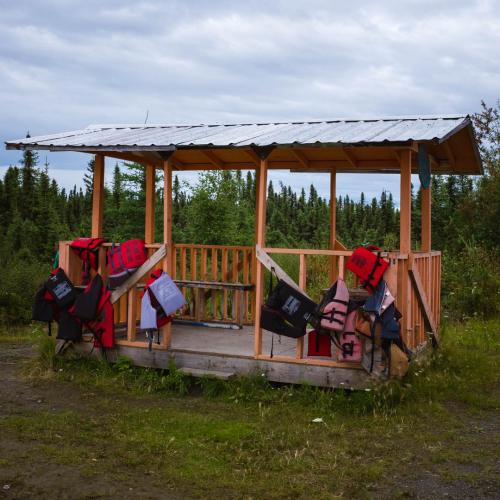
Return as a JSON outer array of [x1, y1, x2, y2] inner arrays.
[[0, 319, 498, 497]]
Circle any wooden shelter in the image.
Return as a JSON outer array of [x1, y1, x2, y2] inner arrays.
[[6, 115, 482, 387]]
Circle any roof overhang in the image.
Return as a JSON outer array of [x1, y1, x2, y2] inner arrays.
[[5, 115, 483, 175]]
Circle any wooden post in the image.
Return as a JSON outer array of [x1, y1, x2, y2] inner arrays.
[[162, 158, 173, 347], [296, 254, 306, 359], [91, 154, 105, 238], [254, 159, 268, 356], [399, 150, 412, 254], [145, 163, 155, 244], [399, 150, 412, 344], [329, 167, 337, 282], [421, 183, 431, 252]]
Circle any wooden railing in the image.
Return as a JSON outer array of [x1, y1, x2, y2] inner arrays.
[[58, 242, 256, 342], [58, 240, 440, 357], [407, 251, 441, 347], [170, 244, 255, 324], [256, 248, 406, 366]]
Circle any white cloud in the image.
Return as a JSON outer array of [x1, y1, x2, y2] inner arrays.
[[1, 0, 498, 196]]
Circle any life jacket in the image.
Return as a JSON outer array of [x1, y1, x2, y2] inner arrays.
[[307, 330, 332, 357], [84, 286, 114, 349], [260, 273, 317, 340], [337, 309, 362, 362], [70, 237, 106, 284], [346, 245, 389, 293], [140, 270, 185, 350], [319, 278, 349, 332], [33, 269, 81, 341], [44, 268, 76, 309], [108, 239, 147, 289], [32, 287, 56, 336]]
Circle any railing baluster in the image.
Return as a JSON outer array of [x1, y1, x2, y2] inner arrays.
[[222, 248, 228, 320], [296, 254, 307, 359]]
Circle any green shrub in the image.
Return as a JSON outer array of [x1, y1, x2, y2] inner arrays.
[[442, 242, 500, 320]]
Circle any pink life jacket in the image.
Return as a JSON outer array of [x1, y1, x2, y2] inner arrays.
[[320, 278, 349, 332], [337, 309, 362, 362]]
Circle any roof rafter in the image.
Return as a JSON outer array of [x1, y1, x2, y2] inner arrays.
[[341, 147, 358, 169], [290, 149, 310, 169], [200, 149, 225, 169]]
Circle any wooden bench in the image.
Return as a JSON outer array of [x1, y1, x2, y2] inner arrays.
[[174, 280, 254, 327]]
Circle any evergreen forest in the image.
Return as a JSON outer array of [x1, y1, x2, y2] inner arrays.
[[1, 102, 499, 324]]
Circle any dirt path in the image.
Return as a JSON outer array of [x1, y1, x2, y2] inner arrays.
[[0, 344, 184, 500]]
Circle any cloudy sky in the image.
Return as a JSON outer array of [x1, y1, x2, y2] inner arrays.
[[1, 0, 499, 200]]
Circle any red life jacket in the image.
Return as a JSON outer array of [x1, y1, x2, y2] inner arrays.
[[108, 239, 147, 288], [346, 245, 389, 293], [307, 330, 332, 357], [70, 237, 106, 284], [143, 269, 172, 328], [85, 287, 114, 349]]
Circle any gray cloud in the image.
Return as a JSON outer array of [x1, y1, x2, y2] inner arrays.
[[1, 0, 499, 197]]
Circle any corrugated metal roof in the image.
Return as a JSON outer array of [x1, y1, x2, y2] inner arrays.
[[5, 115, 470, 151]]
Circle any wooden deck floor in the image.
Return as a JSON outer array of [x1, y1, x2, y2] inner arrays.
[[82, 323, 370, 389]]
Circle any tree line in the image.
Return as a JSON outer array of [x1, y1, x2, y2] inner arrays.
[[1, 101, 499, 323]]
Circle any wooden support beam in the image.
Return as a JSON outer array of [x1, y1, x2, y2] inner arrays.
[[162, 158, 174, 347], [145, 163, 155, 244], [290, 149, 310, 169], [200, 150, 225, 169], [91, 154, 105, 238], [255, 245, 310, 298], [341, 147, 358, 169], [399, 150, 412, 254], [329, 166, 337, 282], [254, 159, 268, 356], [421, 184, 431, 252], [408, 263, 439, 346], [244, 148, 262, 166]]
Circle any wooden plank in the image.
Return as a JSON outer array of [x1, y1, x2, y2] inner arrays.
[[211, 248, 218, 319], [255, 245, 311, 299], [91, 154, 105, 238], [145, 163, 155, 244], [421, 185, 431, 252], [262, 247, 353, 256], [399, 149, 412, 253], [254, 160, 268, 356], [231, 250, 239, 323], [178, 366, 235, 380], [126, 288, 137, 342], [162, 158, 173, 347], [296, 254, 306, 359], [75, 342, 369, 389], [221, 249, 228, 320], [409, 262, 439, 346], [329, 166, 337, 282], [242, 249, 249, 323], [110, 244, 167, 304], [190, 247, 197, 280]]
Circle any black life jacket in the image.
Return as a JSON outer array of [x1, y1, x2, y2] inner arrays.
[[260, 271, 317, 340], [32, 287, 56, 336], [44, 268, 76, 309]]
